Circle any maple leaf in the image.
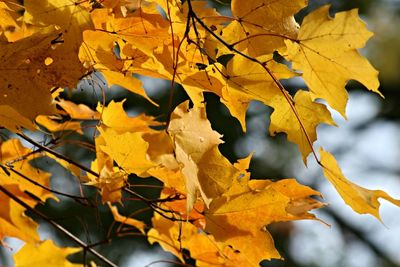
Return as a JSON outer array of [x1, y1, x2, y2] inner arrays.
[[80, 29, 154, 103], [284, 5, 381, 116], [83, 1, 224, 106], [269, 90, 335, 162], [87, 132, 128, 202], [144, 132, 187, 191], [35, 90, 99, 134], [100, 6, 171, 55], [205, 179, 323, 265], [219, 55, 295, 131], [0, 28, 61, 131], [148, 213, 249, 266], [86, 101, 161, 201], [98, 127, 155, 176], [97, 100, 160, 133], [0, 2, 29, 41], [214, 56, 333, 160], [88, 157, 127, 203], [147, 213, 196, 262], [24, 0, 93, 87], [0, 139, 55, 202], [56, 99, 100, 120], [0, 3, 18, 32], [36, 115, 83, 134], [221, 0, 306, 57], [13, 239, 81, 267], [168, 101, 223, 210], [0, 186, 40, 244], [320, 148, 400, 221], [196, 146, 239, 201], [0, 139, 56, 244]]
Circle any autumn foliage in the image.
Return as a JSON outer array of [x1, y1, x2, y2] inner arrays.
[[0, 0, 399, 266]]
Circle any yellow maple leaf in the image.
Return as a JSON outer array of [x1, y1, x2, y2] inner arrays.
[[57, 99, 100, 120], [105, 7, 171, 55], [148, 213, 194, 262], [220, 55, 295, 131], [270, 90, 335, 162], [320, 148, 400, 221], [221, 0, 306, 57], [87, 134, 127, 203], [215, 56, 331, 160], [80, 29, 124, 71], [0, 139, 55, 202], [285, 5, 381, 116], [0, 186, 39, 244], [24, 0, 93, 87], [36, 115, 83, 134], [0, 3, 33, 42], [188, 232, 251, 266], [97, 100, 160, 133], [168, 101, 223, 210], [0, 28, 61, 131], [205, 179, 323, 265], [80, 30, 154, 103], [14, 240, 81, 267], [99, 127, 155, 176], [0, 139, 57, 244], [148, 213, 249, 266], [196, 146, 239, 201], [144, 132, 186, 191], [181, 66, 225, 107], [0, 106, 35, 132]]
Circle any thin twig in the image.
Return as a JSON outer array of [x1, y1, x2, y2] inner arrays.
[[4, 166, 90, 202], [0, 184, 117, 267], [16, 133, 99, 177]]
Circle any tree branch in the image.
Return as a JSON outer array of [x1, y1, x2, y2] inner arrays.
[[0, 184, 117, 267]]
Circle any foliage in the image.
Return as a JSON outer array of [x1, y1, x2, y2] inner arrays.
[[0, 0, 398, 266]]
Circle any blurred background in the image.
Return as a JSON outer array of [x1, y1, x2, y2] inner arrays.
[[1, 0, 400, 266]]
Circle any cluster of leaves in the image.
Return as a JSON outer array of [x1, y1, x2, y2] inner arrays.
[[0, 0, 399, 266]]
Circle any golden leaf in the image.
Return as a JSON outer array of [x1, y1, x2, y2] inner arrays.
[[220, 55, 294, 131], [0, 139, 54, 202], [14, 240, 80, 267], [221, 0, 306, 56], [270, 90, 335, 162], [320, 148, 400, 221], [168, 101, 223, 210], [205, 179, 323, 264], [148, 213, 248, 266], [57, 99, 99, 120], [99, 127, 155, 176], [285, 6, 380, 116], [36, 115, 83, 134], [97, 100, 160, 134], [24, 0, 93, 87], [0, 186, 39, 244], [0, 29, 61, 131]]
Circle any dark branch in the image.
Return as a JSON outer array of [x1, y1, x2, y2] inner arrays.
[[0, 184, 117, 267]]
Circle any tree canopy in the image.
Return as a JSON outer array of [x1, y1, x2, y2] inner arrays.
[[0, 0, 399, 266]]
